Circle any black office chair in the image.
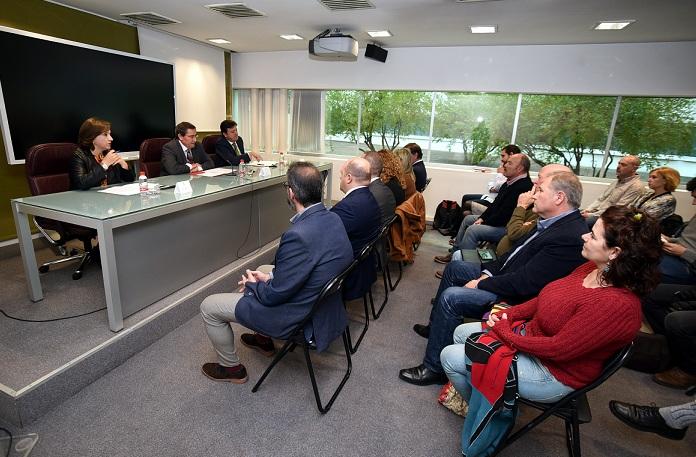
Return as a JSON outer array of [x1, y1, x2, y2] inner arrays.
[[25, 143, 97, 280], [344, 242, 374, 353], [493, 343, 633, 457], [252, 260, 357, 414], [384, 214, 403, 291], [371, 217, 395, 319]]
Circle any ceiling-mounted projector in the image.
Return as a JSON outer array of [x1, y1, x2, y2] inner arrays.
[[309, 29, 358, 61]]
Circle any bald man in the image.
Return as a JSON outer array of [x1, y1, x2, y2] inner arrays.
[[331, 157, 382, 300], [582, 155, 644, 226]]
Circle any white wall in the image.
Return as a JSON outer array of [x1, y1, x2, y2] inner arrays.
[[138, 27, 226, 131], [232, 41, 696, 96]]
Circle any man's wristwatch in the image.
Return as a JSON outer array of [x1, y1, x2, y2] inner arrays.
[[101, 163, 109, 170]]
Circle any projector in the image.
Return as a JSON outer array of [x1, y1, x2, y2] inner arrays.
[[309, 29, 358, 61]]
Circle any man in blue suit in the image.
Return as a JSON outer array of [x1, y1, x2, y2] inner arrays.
[[199, 162, 353, 383], [215, 119, 262, 166], [331, 157, 382, 301]]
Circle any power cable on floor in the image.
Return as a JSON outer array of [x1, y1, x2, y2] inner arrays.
[[0, 306, 106, 322]]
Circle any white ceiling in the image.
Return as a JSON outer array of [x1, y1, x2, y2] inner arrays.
[[52, 0, 696, 53]]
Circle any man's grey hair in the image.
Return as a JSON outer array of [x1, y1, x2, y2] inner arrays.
[[548, 171, 583, 209]]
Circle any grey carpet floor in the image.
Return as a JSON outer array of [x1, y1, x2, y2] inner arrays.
[[2, 230, 694, 456]]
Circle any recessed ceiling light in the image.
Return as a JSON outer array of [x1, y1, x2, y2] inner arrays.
[[470, 25, 497, 34], [280, 34, 304, 40], [594, 20, 635, 30], [367, 30, 392, 38], [208, 38, 231, 44]]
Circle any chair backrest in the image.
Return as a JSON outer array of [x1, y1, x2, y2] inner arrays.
[[25, 143, 78, 196], [201, 134, 226, 167], [138, 137, 169, 178]]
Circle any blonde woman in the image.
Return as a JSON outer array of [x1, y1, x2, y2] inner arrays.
[[634, 166, 679, 221], [394, 147, 417, 199]]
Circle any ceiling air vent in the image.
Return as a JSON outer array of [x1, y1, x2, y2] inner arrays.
[[120, 12, 180, 26], [205, 3, 265, 19], [317, 0, 375, 11]]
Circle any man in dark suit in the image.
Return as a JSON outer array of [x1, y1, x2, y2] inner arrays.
[[364, 151, 396, 226], [405, 142, 427, 192], [331, 157, 382, 301], [161, 121, 214, 175], [199, 162, 353, 383], [214, 119, 262, 166], [400, 171, 588, 385]]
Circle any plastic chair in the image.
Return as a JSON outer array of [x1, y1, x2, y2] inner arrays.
[[251, 260, 357, 414], [493, 343, 633, 457], [25, 143, 97, 280]]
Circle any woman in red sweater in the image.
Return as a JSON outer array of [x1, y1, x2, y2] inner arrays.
[[441, 205, 662, 405]]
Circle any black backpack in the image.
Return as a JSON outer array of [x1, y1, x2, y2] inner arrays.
[[433, 200, 463, 236]]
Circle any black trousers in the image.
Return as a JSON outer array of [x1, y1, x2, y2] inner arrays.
[[642, 284, 695, 334], [664, 310, 696, 375]]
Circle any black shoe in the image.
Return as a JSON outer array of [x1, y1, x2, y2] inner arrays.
[[201, 363, 248, 384], [609, 400, 687, 440], [241, 333, 276, 357], [413, 324, 430, 339], [430, 297, 436, 306], [398, 364, 447, 386]]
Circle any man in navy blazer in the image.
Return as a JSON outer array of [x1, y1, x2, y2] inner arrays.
[[400, 171, 588, 386], [405, 142, 427, 192], [199, 162, 353, 383], [331, 157, 382, 301], [161, 121, 214, 175], [215, 119, 262, 166]]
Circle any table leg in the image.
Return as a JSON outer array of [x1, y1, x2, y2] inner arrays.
[[12, 202, 43, 301], [97, 223, 124, 332]]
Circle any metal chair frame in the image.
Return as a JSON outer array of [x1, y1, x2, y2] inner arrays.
[[251, 261, 357, 414], [493, 343, 633, 457]]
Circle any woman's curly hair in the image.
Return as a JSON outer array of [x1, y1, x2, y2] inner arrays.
[[377, 149, 406, 188], [599, 206, 662, 296]]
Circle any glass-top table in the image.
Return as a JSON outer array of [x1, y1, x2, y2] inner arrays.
[[12, 163, 333, 331]]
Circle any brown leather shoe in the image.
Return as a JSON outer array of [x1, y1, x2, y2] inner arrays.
[[434, 253, 452, 264], [653, 367, 696, 390], [435, 270, 443, 279]]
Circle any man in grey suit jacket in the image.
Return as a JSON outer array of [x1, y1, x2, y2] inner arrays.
[[199, 162, 353, 383], [160, 121, 214, 175], [364, 151, 396, 226]]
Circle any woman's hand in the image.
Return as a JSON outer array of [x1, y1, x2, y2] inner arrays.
[[486, 312, 508, 328]]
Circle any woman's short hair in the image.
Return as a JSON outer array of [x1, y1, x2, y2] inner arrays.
[[287, 161, 322, 206], [600, 206, 662, 296], [651, 166, 681, 192], [393, 148, 413, 175], [77, 117, 111, 150]]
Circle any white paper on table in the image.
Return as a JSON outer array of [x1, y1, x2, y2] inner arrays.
[[247, 160, 278, 167], [196, 167, 233, 177], [98, 183, 141, 196]]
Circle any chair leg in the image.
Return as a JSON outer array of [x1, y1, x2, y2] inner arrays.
[[372, 259, 389, 320], [72, 251, 91, 280], [386, 258, 402, 291], [347, 294, 370, 353], [304, 331, 352, 414], [252, 340, 296, 393], [566, 406, 582, 457]]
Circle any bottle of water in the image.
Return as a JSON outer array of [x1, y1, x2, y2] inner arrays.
[[279, 151, 286, 168], [239, 160, 246, 179], [138, 171, 148, 194]]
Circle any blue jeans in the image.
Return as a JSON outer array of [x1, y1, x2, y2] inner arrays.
[[423, 261, 498, 373], [440, 322, 574, 403], [659, 254, 696, 285], [456, 223, 507, 251], [454, 215, 480, 246]]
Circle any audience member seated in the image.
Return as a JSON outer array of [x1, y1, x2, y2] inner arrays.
[[460, 144, 519, 217], [161, 121, 214, 175], [198, 162, 353, 383], [489, 164, 571, 258], [394, 147, 417, 199], [610, 399, 695, 441], [441, 206, 660, 454], [364, 151, 396, 226], [69, 117, 134, 190], [435, 153, 532, 263], [215, 119, 262, 166], [399, 172, 587, 386], [581, 155, 643, 227], [632, 166, 679, 221], [377, 149, 406, 206], [331, 157, 382, 300], [641, 283, 696, 388], [405, 142, 427, 192], [659, 177, 696, 284]]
